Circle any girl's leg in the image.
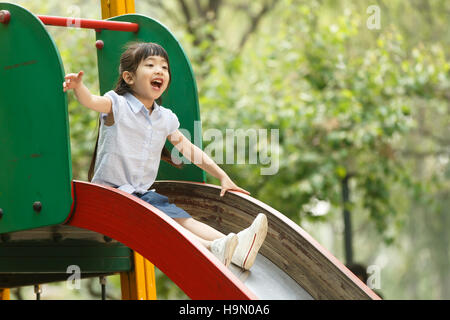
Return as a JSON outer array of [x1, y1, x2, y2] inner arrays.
[[178, 225, 213, 249], [174, 218, 226, 242], [175, 217, 238, 268]]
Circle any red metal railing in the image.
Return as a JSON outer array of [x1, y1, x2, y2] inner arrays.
[[37, 15, 139, 32]]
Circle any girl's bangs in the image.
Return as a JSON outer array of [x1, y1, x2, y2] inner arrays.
[[138, 43, 169, 63]]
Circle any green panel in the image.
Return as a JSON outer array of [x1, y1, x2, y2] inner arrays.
[[95, 14, 206, 183], [0, 3, 73, 234], [0, 240, 132, 273]]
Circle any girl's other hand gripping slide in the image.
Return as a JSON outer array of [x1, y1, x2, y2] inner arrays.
[[219, 175, 251, 197]]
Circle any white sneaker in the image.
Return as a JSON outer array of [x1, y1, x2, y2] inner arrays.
[[210, 233, 238, 267], [232, 213, 268, 270]]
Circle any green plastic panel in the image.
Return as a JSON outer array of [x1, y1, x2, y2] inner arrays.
[[0, 3, 73, 234], [95, 14, 206, 183], [0, 240, 132, 273]]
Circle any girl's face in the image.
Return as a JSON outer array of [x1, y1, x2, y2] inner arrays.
[[124, 55, 170, 102]]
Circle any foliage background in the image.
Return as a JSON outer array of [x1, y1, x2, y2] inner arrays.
[[5, 0, 449, 300]]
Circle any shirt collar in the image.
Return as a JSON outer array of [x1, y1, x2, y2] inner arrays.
[[124, 92, 160, 115]]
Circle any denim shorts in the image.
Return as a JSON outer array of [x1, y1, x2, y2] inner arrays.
[[131, 190, 192, 219]]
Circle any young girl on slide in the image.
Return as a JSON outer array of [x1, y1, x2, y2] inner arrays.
[[63, 42, 267, 270]]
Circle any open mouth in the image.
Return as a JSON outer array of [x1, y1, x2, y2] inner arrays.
[[151, 78, 163, 90]]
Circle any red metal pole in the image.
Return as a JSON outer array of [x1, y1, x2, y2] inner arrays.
[[37, 15, 139, 32]]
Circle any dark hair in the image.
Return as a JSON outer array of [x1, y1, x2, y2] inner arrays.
[[88, 42, 182, 182], [346, 263, 368, 283]]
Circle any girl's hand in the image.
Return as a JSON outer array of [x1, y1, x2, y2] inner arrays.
[[219, 176, 251, 197], [63, 70, 84, 92]]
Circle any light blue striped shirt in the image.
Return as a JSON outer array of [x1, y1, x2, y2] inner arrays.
[[91, 90, 180, 194]]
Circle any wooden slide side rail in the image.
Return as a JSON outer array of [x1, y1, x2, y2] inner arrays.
[[66, 180, 256, 300], [152, 180, 381, 300]]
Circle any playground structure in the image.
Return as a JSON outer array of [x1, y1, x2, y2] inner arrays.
[[0, 2, 380, 300]]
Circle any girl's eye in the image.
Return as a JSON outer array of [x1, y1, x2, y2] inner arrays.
[[146, 64, 154, 67], [162, 66, 168, 70]]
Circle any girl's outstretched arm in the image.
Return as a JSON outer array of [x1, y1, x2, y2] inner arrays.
[[63, 70, 112, 113], [168, 130, 250, 197]]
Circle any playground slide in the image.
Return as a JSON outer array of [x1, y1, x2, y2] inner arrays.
[[67, 180, 380, 300]]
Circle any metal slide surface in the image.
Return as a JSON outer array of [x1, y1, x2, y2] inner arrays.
[[228, 254, 313, 299]]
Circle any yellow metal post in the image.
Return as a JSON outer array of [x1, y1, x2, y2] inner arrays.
[[120, 251, 157, 300], [100, 0, 157, 301], [144, 258, 157, 299], [0, 288, 10, 300], [101, 0, 135, 19]]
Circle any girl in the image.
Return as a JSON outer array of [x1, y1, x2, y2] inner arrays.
[[63, 42, 267, 270]]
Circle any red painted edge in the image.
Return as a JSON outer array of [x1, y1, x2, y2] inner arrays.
[[66, 180, 257, 300]]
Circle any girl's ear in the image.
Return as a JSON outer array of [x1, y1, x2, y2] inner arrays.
[[122, 71, 134, 85]]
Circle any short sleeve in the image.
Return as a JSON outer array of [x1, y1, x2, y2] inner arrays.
[[103, 90, 125, 124], [167, 109, 180, 135]]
